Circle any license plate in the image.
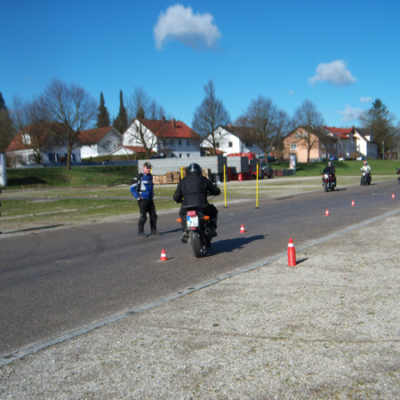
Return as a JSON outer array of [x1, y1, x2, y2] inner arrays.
[[187, 215, 199, 227]]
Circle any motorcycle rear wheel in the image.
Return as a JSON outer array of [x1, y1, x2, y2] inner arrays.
[[190, 231, 206, 258]]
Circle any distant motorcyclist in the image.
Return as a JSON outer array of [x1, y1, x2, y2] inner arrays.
[[173, 163, 221, 243], [322, 161, 336, 185], [360, 161, 371, 185]]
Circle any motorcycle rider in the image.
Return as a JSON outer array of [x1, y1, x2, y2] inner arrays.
[[173, 163, 221, 244], [360, 160, 371, 185], [322, 161, 336, 186]]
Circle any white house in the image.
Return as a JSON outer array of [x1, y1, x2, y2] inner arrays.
[[353, 128, 378, 159], [207, 125, 264, 157], [5, 124, 81, 167], [123, 117, 201, 159], [79, 126, 122, 159]]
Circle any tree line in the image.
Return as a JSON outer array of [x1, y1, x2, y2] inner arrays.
[[1, 78, 399, 170]]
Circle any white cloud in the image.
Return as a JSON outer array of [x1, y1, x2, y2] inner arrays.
[[360, 96, 372, 103], [154, 4, 221, 50], [309, 60, 356, 86], [338, 104, 364, 122]]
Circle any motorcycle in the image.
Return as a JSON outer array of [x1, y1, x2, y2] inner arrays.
[[360, 170, 371, 185], [320, 170, 336, 192], [396, 168, 400, 175], [177, 207, 213, 258]]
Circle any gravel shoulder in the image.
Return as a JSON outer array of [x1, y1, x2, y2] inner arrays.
[[1, 209, 400, 398]]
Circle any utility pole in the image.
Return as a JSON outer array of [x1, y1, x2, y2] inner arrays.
[[383, 141, 385, 160]]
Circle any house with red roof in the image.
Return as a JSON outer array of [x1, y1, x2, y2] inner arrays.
[[79, 126, 122, 159], [323, 126, 377, 159], [5, 123, 82, 167], [122, 117, 201, 159], [322, 126, 357, 159]]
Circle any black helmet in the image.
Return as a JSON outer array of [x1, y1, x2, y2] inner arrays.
[[187, 163, 202, 176]]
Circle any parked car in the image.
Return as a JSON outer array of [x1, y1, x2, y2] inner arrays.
[[329, 156, 338, 161]]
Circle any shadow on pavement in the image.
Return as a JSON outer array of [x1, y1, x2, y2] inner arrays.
[[211, 235, 266, 254]]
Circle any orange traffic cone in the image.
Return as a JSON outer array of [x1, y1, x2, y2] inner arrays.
[[240, 224, 246, 233], [288, 238, 296, 267], [392, 193, 395, 199], [160, 249, 167, 261], [325, 209, 330, 216], [351, 200, 355, 206]]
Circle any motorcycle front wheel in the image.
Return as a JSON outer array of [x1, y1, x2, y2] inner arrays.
[[190, 231, 206, 258], [324, 182, 328, 192]]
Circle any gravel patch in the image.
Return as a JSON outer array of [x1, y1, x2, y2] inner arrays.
[[1, 213, 400, 399]]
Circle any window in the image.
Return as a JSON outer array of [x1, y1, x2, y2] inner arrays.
[[186, 140, 190, 146], [228, 142, 233, 148], [22, 134, 31, 145], [178, 140, 182, 146], [170, 139, 174, 145], [179, 153, 182, 158], [327, 143, 331, 148], [333, 143, 337, 149], [65, 153, 75, 161], [295, 133, 300, 139], [290, 143, 297, 151], [322, 143, 326, 148], [187, 153, 190, 158], [48, 153, 58, 162]]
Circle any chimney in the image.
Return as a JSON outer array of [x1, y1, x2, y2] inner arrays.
[[162, 116, 166, 123], [172, 118, 176, 129]]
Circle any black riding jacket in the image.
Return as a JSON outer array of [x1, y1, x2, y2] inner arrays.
[[323, 165, 336, 175], [173, 174, 221, 208]]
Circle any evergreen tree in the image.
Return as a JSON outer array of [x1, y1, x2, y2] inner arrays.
[[0, 92, 6, 110], [113, 90, 128, 133], [96, 92, 110, 128], [359, 99, 395, 156], [0, 92, 16, 151]]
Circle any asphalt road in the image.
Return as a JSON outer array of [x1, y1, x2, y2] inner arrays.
[[1, 179, 399, 357]]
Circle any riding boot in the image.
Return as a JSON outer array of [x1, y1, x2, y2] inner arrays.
[[138, 220, 145, 236], [150, 220, 162, 235]]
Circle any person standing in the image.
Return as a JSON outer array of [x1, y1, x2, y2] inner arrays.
[[130, 162, 162, 237]]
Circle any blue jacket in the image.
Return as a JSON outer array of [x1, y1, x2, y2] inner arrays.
[[130, 173, 154, 200]]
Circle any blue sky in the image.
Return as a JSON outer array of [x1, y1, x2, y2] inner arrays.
[[1, 0, 399, 129]]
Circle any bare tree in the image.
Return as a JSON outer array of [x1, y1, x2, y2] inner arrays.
[[192, 80, 230, 155], [41, 79, 98, 170], [12, 96, 52, 163], [292, 100, 325, 164], [292, 99, 324, 129], [237, 96, 290, 158], [125, 87, 167, 159]]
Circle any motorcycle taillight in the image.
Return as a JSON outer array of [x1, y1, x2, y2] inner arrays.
[[187, 210, 197, 216]]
